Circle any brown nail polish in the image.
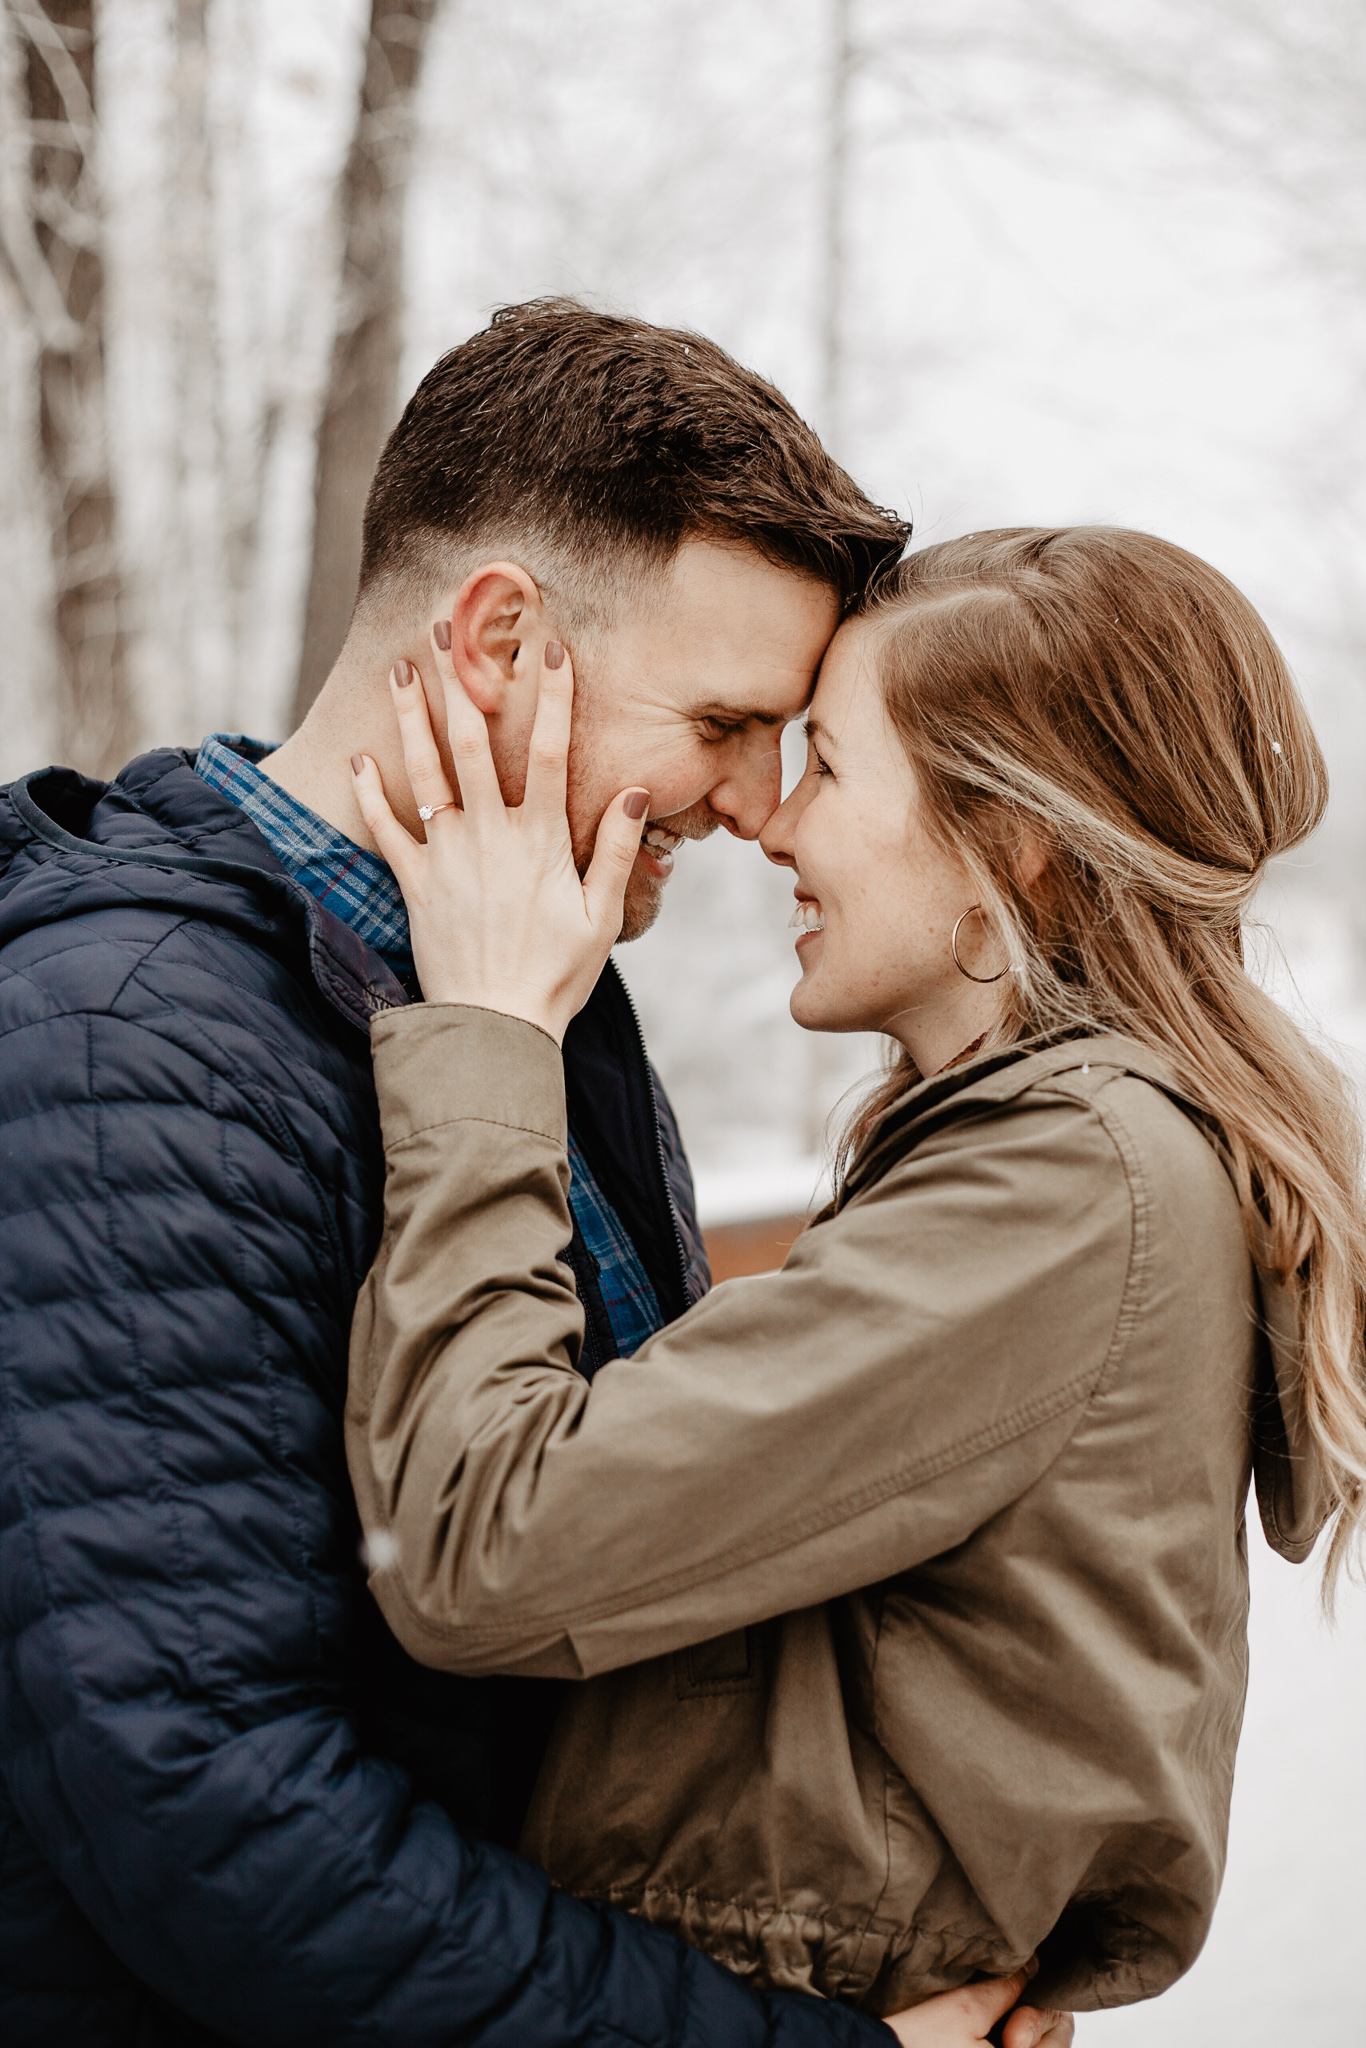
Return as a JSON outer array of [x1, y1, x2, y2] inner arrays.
[[393, 660, 413, 688], [350, 753, 364, 776], [625, 790, 649, 820], [433, 619, 451, 651], [545, 641, 565, 670]]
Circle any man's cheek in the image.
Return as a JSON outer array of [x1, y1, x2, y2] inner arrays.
[[635, 740, 720, 823]]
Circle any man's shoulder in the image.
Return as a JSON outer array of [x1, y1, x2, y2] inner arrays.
[[0, 870, 378, 1193], [0, 875, 385, 1373], [0, 880, 320, 1051], [1, 755, 402, 1075]]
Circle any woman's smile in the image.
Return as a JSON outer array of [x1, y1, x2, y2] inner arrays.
[[789, 892, 825, 946]]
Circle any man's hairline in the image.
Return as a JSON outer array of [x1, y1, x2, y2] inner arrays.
[[352, 525, 844, 642]]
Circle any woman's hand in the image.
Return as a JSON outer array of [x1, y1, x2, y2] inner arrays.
[[351, 633, 649, 1042], [885, 1969, 1074, 2048]]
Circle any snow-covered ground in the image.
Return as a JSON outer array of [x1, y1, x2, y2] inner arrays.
[[1079, 1535, 1366, 2044]]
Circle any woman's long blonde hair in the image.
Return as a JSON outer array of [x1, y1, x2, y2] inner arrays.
[[846, 527, 1366, 1593]]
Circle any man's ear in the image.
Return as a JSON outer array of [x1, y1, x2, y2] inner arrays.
[[443, 561, 547, 715]]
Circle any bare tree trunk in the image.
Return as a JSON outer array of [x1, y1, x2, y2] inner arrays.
[[819, 0, 853, 463], [160, 0, 235, 740], [3, 0, 130, 774], [292, 0, 439, 726]]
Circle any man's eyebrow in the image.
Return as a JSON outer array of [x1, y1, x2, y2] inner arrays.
[[693, 701, 789, 727]]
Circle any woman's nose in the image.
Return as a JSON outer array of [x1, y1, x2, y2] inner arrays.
[[759, 785, 802, 867]]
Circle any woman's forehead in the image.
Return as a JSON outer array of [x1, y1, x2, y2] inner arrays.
[[810, 622, 885, 731]]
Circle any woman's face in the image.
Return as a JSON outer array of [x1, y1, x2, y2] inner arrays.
[[760, 620, 1010, 1073]]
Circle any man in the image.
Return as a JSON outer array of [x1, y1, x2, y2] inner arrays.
[[0, 300, 910, 2046], [0, 300, 1069, 2048]]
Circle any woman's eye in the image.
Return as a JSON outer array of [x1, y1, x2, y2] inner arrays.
[[813, 749, 833, 778]]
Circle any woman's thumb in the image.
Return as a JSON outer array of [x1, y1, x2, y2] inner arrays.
[[959, 1968, 1033, 2033], [1002, 2008, 1071, 2048], [583, 788, 650, 930]]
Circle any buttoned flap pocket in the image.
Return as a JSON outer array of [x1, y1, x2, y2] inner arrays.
[[673, 1627, 761, 1698]]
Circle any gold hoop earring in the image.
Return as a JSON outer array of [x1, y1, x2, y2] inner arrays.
[[951, 905, 1011, 985]]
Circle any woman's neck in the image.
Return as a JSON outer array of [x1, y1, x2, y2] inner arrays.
[[894, 982, 1009, 1079]]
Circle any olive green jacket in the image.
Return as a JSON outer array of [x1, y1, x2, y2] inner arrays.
[[346, 1006, 1327, 2015]]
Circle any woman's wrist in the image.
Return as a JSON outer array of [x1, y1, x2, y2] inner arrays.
[[370, 1003, 569, 1151], [413, 983, 568, 1045]]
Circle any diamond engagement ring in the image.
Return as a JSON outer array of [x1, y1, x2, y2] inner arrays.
[[417, 801, 456, 821]]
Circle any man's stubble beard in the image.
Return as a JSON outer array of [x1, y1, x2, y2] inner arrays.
[[566, 735, 718, 946], [619, 795, 720, 940], [617, 868, 666, 944]]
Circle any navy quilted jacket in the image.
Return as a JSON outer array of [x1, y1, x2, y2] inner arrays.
[[0, 752, 888, 2048]]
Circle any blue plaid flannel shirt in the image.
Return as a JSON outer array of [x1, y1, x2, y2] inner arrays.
[[196, 734, 663, 1360]]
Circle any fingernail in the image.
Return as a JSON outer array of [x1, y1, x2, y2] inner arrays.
[[393, 660, 413, 688], [433, 619, 451, 651], [1024, 1956, 1040, 1981], [545, 641, 565, 670], [350, 753, 365, 776], [625, 790, 649, 820]]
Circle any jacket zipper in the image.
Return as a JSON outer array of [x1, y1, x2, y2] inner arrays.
[[612, 963, 693, 1312]]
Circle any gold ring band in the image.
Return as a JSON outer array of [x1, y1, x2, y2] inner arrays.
[[417, 801, 456, 822]]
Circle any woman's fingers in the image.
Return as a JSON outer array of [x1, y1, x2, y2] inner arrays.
[[961, 1969, 1033, 2033], [522, 639, 574, 824], [350, 751, 418, 881], [583, 787, 650, 938], [389, 658, 458, 823], [1002, 2007, 1073, 2048], [885, 1969, 1033, 2045], [426, 622, 504, 823]]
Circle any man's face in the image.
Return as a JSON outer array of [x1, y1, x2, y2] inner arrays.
[[565, 540, 841, 940]]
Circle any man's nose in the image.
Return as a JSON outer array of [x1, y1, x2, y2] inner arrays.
[[707, 735, 784, 841]]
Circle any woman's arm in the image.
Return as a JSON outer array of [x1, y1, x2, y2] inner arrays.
[[345, 629, 1132, 1682], [346, 1000, 1133, 1679]]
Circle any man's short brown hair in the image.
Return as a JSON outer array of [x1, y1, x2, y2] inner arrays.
[[359, 298, 909, 623]]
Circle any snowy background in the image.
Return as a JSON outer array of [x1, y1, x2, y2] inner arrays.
[[2, 3, 1363, 2037]]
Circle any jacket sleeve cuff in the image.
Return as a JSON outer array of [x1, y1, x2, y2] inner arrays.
[[370, 1003, 567, 1151]]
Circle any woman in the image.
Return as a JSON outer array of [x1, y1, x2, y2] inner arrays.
[[345, 528, 1366, 2033]]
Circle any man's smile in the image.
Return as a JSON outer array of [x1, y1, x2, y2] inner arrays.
[[637, 822, 684, 878]]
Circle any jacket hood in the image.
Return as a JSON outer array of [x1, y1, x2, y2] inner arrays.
[[1244, 1237, 1334, 1562], [0, 748, 408, 1033], [1, 750, 702, 1327], [848, 1032, 1334, 1565]]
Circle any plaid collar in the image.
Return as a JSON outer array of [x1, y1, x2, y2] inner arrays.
[[194, 735, 414, 980], [193, 734, 663, 1363], [566, 1132, 661, 1361]]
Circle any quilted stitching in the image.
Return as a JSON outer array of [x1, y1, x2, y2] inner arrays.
[[0, 759, 879, 2048]]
